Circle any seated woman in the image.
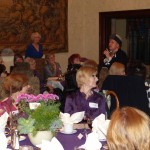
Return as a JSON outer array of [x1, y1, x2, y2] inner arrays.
[[64, 66, 106, 119], [10, 53, 24, 73], [11, 62, 40, 95], [65, 53, 81, 92], [107, 106, 150, 150], [25, 57, 46, 93], [0, 73, 30, 116], [44, 53, 62, 81]]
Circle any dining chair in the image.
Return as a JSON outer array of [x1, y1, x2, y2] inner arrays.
[[103, 90, 119, 119], [102, 75, 150, 116]]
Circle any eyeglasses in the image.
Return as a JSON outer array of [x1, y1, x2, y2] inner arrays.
[[91, 74, 98, 78]]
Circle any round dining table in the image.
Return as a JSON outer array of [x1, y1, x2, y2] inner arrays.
[[7, 129, 107, 150]]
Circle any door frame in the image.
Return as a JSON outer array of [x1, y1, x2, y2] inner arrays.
[[99, 9, 150, 64]]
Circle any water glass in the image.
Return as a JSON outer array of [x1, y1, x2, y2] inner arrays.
[[64, 123, 73, 133]]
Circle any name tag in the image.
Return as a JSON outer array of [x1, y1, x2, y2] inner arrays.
[[29, 103, 41, 110], [89, 102, 98, 108]]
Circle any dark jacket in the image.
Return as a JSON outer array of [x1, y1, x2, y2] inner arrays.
[[101, 75, 150, 116], [102, 49, 128, 69]]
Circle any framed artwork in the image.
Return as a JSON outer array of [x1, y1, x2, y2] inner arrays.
[[0, 0, 68, 55]]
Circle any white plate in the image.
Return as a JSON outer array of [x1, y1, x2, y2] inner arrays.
[[60, 129, 77, 134], [7, 136, 26, 144]]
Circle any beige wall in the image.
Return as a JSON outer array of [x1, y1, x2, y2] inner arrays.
[[2, 0, 150, 73]]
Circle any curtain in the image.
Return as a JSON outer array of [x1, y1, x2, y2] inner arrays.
[[127, 18, 150, 65]]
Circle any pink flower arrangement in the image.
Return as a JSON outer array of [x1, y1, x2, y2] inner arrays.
[[16, 93, 59, 104]]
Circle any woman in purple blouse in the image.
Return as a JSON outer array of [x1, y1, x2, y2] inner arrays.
[[64, 66, 106, 119]]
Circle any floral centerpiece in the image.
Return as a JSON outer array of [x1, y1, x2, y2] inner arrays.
[[16, 93, 62, 137]]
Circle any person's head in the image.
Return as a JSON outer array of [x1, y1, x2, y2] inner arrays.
[[25, 57, 36, 70], [76, 66, 98, 88], [68, 54, 81, 65], [3, 73, 29, 94], [107, 107, 150, 150], [11, 62, 33, 77], [109, 62, 125, 75], [126, 59, 146, 79], [14, 53, 24, 65], [45, 53, 55, 64], [109, 34, 122, 51], [82, 59, 98, 70], [0, 64, 7, 77], [31, 32, 41, 44]]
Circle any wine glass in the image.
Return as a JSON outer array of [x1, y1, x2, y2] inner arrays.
[[82, 115, 87, 134]]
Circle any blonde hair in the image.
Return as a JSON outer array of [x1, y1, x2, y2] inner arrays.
[[31, 32, 41, 41], [109, 62, 125, 75], [107, 107, 150, 150], [82, 59, 98, 70], [76, 66, 97, 88], [45, 53, 55, 64]]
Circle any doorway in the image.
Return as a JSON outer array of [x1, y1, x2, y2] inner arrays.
[[99, 9, 150, 65]]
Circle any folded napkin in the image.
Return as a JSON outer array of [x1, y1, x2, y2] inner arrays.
[[92, 114, 110, 140], [47, 80, 64, 91], [79, 132, 102, 150], [0, 112, 9, 150], [59, 111, 85, 124], [37, 137, 64, 150]]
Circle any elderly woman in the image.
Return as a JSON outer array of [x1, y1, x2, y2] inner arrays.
[[44, 53, 62, 80], [25, 32, 43, 58], [25, 57, 45, 93], [0, 73, 30, 115], [107, 107, 150, 150], [64, 66, 106, 119]]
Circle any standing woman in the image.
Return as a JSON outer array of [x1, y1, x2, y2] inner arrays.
[[64, 66, 106, 119], [25, 32, 43, 58]]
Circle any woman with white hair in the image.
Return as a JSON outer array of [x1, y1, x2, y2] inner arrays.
[[25, 32, 43, 58], [64, 66, 106, 119]]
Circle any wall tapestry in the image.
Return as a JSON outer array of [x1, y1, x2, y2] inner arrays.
[[0, 0, 68, 55]]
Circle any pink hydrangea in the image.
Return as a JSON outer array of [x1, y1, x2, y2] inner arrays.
[[16, 93, 59, 104]]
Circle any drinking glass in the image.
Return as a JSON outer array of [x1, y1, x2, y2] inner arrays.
[[82, 115, 87, 134], [19, 145, 34, 150]]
